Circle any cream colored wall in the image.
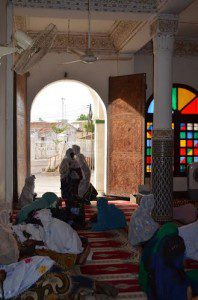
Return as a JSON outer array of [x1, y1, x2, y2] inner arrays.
[[134, 53, 198, 191], [27, 52, 134, 110]]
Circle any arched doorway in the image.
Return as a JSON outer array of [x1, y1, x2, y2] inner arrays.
[[30, 79, 107, 196]]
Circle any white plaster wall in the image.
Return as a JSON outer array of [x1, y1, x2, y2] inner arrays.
[[27, 52, 134, 110], [134, 53, 198, 191]]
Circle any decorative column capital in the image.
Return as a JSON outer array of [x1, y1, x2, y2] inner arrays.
[[150, 14, 179, 53]]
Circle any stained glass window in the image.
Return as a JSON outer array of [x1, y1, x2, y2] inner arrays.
[[145, 84, 198, 176]]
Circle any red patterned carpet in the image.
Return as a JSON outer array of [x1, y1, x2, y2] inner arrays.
[[78, 201, 146, 299], [77, 200, 198, 300]]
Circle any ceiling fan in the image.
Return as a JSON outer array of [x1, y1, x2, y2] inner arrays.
[[61, 0, 132, 65]]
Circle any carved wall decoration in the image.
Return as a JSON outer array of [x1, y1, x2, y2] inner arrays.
[[110, 20, 142, 50], [14, 15, 27, 31], [9, 0, 157, 13], [136, 39, 198, 56], [28, 31, 116, 53]]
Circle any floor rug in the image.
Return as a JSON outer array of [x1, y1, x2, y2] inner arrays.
[[77, 201, 147, 299], [77, 200, 198, 300]]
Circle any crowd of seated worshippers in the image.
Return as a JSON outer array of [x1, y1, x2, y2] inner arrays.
[[128, 194, 198, 300]]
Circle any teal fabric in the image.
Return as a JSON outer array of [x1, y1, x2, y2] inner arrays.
[[92, 198, 126, 231], [17, 192, 58, 223]]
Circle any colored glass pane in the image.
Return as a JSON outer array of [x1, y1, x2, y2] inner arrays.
[[180, 157, 186, 163], [148, 100, 154, 113], [180, 148, 186, 155], [180, 140, 186, 147], [194, 132, 198, 139], [187, 140, 193, 147], [180, 123, 186, 130], [147, 140, 152, 147], [187, 157, 193, 163], [180, 132, 186, 139], [187, 132, 193, 139], [181, 97, 198, 114], [187, 123, 193, 130], [147, 123, 153, 130], [178, 88, 196, 110], [172, 123, 174, 129], [147, 148, 152, 155], [194, 157, 198, 162], [146, 157, 151, 164], [194, 123, 198, 130], [194, 140, 198, 148], [147, 131, 152, 138], [146, 165, 151, 172], [172, 87, 177, 110], [194, 149, 198, 155], [180, 165, 186, 172], [187, 148, 193, 156]]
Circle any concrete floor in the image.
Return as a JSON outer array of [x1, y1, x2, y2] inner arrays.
[[34, 171, 95, 197]]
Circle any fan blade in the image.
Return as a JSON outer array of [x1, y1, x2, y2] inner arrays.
[[60, 59, 82, 65], [69, 49, 84, 57]]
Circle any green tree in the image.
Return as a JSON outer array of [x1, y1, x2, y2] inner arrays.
[[84, 122, 94, 133], [77, 114, 89, 121]]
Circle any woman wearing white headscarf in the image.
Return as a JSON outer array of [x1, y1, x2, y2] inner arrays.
[[13, 209, 83, 255], [0, 207, 54, 299], [128, 194, 159, 246], [59, 148, 82, 199]]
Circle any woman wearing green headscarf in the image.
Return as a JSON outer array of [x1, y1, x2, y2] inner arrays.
[[17, 192, 58, 223], [139, 222, 198, 300]]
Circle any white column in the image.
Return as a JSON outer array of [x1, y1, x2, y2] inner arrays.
[[94, 120, 105, 193], [150, 15, 178, 222]]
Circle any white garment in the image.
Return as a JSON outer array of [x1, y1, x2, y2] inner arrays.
[[12, 224, 44, 244], [179, 220, 198, 261], [34, 209, 83, 254], [0, 256, 54, 299]]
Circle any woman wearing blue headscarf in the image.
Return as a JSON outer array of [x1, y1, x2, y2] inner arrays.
[[91, 198, 126, 231]]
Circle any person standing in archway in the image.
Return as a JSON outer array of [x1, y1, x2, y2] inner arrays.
[[72, 145, 98, 204], [59, 148, 83, 201]]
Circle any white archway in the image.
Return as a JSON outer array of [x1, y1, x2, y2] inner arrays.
[[30, 79, 107, 195]]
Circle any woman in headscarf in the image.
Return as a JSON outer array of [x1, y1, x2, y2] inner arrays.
[[59, 148, 83, 200], [72, 144, 98, 203], [128, 194, 159, 246], [17, 192, 58, 224], [91, 198, 126, 231], [0, 208, 118, 299], [139, 222, 198, 300]]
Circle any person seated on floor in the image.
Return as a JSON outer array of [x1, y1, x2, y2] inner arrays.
[[59, 148, 83, 201], [17, 192, 58, 224], [128, 194, 159, 247], [91, 198, 127, 231], [0, 216, 118, 299], [72, 144, 98, 204], [18, 175, 36, 208], [129, 194, 198, 261], [139, 222, 198, 300]]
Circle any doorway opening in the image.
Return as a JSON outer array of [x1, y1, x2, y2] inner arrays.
[[30, 79, 107, 197]]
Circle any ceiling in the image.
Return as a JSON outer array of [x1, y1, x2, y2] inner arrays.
[[13, 0, 198, 55]]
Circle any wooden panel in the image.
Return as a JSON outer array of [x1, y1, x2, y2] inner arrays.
[[14, 73, 28, 197], [108, 74, 146, 196]]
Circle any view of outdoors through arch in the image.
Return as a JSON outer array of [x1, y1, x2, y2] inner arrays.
[[31, 81, 95, 196]]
